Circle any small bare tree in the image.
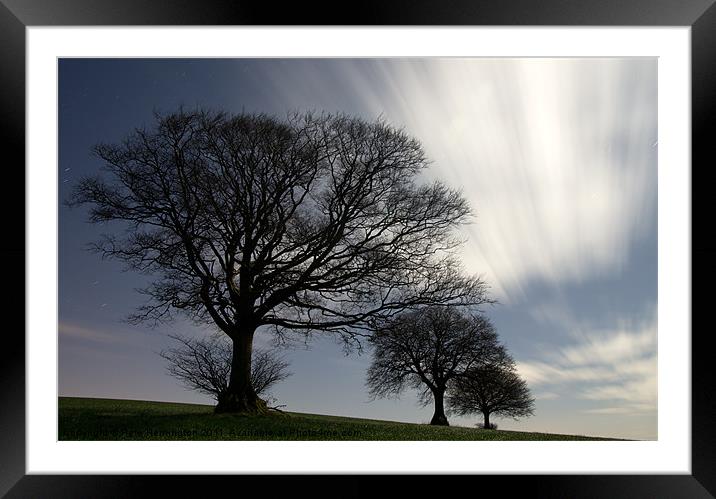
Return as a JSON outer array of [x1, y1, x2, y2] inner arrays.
[[447, 362, 535, 429], [366, 306, 506, 426], [160, 333, 292, 407]]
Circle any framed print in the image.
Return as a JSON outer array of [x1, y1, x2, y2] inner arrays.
[[2, 0, 714, 496]]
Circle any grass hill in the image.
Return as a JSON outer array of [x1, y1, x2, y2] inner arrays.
[[59, 397, 616, 441]]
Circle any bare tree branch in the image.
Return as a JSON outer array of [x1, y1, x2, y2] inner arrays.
[[159, 332, 292, 404]]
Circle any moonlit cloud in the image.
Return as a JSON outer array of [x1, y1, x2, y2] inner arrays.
[[517, 305, 657, 415], [59, 321, 128, 344], [534, 392, 560, 401], [280, 59, 657, 302]]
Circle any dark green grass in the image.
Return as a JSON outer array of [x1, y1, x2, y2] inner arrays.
[[59, 397, 616, 441]]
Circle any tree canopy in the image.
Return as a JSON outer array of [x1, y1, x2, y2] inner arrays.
[[366, 306, 503, 425], [447, 361, 535, 429]]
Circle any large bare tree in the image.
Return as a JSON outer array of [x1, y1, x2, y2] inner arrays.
[[69, 109, 491, 413], [366, 306, 504, 426]]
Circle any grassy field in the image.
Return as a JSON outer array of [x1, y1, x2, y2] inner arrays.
[[59, 397, 616, 441]]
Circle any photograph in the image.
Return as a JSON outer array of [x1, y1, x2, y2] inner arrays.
[[3, 1, 710, 492], [58, 57, 657, 442]]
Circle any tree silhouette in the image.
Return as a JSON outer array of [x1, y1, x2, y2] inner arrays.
[[447, 361, 535, 429], [160, 333, 291, 407], [68, 108, 491, 413], [366, 306, 504, 426]]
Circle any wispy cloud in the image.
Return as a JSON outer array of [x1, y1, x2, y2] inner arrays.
[[319, 58, 657, 301], [59, 321, 126, 344], [58, 321, 154, 347], [517, 306, 657, 415], [534, 391, 560, 401], [581, 400, 656, 416]]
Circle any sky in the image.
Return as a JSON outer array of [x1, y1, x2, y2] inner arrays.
[[58, 58, 657, 440]]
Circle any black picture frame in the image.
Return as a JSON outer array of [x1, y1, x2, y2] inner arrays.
[[2, 1, 713, 497]]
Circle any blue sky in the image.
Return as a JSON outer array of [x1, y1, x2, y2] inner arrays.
[[58, 58, 657, 440]]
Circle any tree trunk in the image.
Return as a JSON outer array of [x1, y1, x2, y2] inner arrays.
[[215, 328, 268, 414], [483, 411, 491, 429], [430, 389, 449, 426]]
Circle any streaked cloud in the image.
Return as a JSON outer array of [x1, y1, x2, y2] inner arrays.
[[517, 305, 657, 415], [59, 321, 126, 344], [534, 391, 560, 401], [301, 58, 657, 301], [581, 400, 656, 417], [59, 320, 160, 347]]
